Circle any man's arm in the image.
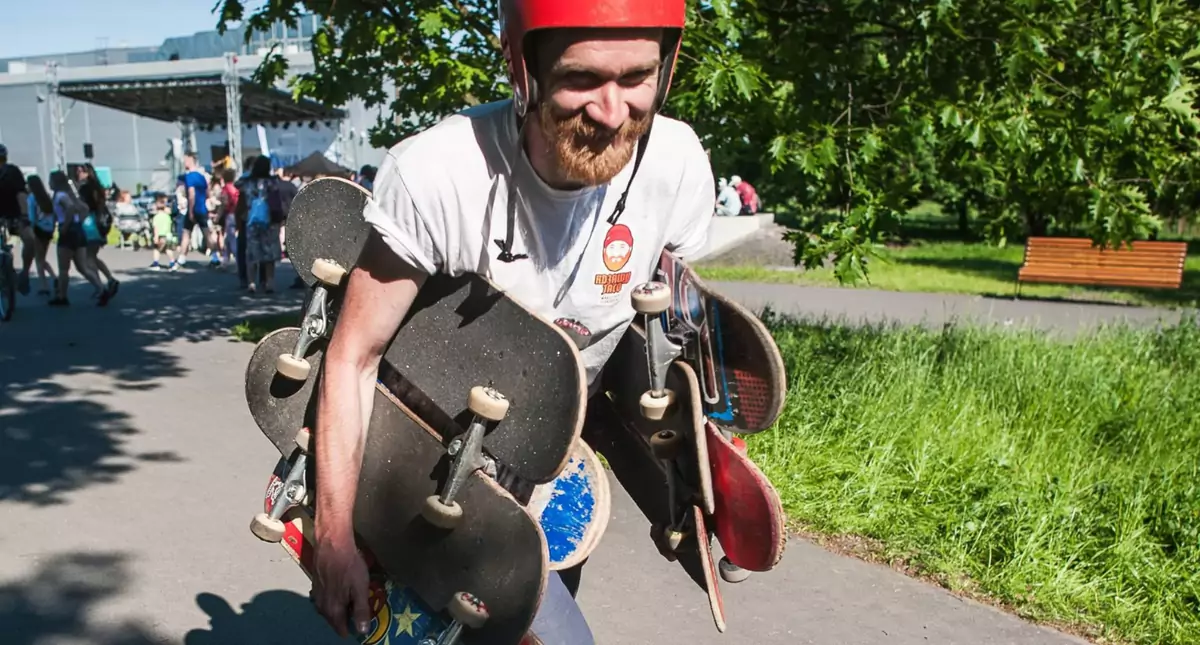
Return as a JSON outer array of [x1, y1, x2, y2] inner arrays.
[[314, 231, 427, 546]]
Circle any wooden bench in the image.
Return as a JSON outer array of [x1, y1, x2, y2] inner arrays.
[[1016, 237, 1188, 293]]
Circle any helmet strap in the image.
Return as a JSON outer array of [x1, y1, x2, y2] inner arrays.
[[606, 124, 653, 226]]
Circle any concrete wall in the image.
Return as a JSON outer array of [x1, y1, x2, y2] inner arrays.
[[691, 213, 776, 262]]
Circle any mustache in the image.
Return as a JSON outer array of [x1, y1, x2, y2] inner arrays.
[[551, 109, 651, 150]]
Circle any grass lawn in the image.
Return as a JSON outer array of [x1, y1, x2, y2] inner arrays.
[[230, 311, 299, 343], [697, 240, 1200, 308], [750, 313, 1200, 644]]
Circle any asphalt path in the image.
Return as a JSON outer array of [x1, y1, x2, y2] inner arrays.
[[0, 247, 1099, 644]]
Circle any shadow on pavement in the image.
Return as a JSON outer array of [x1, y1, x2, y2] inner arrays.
[[184, 590, 350, 645], [0, 255, 300, 507], [0, 551, 161, 645]]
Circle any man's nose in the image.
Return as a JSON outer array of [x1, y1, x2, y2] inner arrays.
[[585, 83, 630, 131]]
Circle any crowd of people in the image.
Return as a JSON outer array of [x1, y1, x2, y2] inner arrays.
[[0, 141, 378, 306]]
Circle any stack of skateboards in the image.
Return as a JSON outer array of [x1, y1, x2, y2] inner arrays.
[[242, 177, 789, 644]]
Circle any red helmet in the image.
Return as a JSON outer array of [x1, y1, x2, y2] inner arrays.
[[499, 0, 686, 117]]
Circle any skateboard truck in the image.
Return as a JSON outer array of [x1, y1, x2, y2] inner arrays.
[[631, 282, 681, 420], [632, 282, 690, 551], [422, 386, 510, 529], [251, 428, 312, 542], [276, 258, 348, 381], [413, 591, 490, 645]]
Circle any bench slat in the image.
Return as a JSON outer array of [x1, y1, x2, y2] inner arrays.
[[1017, 237, 1188, 290]]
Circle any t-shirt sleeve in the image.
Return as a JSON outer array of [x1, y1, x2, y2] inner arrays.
[[664, 134, 716, 260], [362, 148, 445, 276]]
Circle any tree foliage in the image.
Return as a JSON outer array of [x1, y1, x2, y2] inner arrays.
[[218, 0, 1200, 282]]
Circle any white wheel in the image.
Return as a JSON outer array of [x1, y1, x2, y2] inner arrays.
[[276, 353, 311, 381], [294, 428, 312, 453], [719, 556, 752, 583], [250, 512, 286, 542], [467, 386, 509, 422], [311, 258, 348, 287], [448, 591, 489, 629], [631, 281, 671, 315], [639, 389, 675, 421], [650, 429, 683, 460], [664, 526, 686, 552], [422, 495, 463, 529]]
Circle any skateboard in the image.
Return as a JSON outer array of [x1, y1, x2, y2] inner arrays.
[[601, 325, 786, 577], [582, 393, 726, 633], [245, 328, 547, 645], [265, 459, 596, 645], [280, 176, 587, 486], [654, 250, 787, 433]]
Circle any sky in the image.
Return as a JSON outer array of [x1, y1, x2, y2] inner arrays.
[[1, 0, 234, 59]]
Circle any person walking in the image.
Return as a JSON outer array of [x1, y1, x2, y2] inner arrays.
[[235, 156, 286, 294], [177, 153, 210, 267], [76, 164, 119, 299], [48, 170, 107, 306], [24, 174, 58, 295]]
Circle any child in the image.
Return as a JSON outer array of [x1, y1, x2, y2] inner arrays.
[[150, 193, 178, 271]]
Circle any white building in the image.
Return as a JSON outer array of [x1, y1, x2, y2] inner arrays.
[[0, 17, 390, 191]]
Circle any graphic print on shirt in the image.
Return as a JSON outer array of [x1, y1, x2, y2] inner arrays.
[[595, 223, 634, 302]]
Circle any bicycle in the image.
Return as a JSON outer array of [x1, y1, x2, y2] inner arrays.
[[0, 229, 15, 322]]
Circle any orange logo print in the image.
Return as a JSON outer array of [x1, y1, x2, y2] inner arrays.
[[602, 224, 633, 272]]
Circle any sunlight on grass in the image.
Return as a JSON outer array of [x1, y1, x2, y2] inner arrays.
[[698, 241, 1200, 308], [230, 313, 297, 343], [749, 314, 1200, 644]]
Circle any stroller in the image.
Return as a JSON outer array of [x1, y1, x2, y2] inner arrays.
[[111, 199, 151, 250]]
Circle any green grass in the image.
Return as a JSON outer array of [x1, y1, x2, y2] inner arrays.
[[230, 312, 298, 342], [749, 314, 1200, 644], [697, 240, 1200, 308]]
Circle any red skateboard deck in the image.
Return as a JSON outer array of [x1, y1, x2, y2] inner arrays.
[[705, 421, 787, 572]]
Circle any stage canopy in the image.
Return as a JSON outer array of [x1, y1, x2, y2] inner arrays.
[[56, 74, 344, 127]]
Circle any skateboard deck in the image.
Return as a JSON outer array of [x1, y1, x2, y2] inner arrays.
[[245, 328, 547, 645], [526, 439, 611, 572], [655, 250, 787, 433], [705, 420, 787, 572], [265, 459, 595, 645], [581, 395, 726, 633], [283, 176, 587, 485], [602, 326, 786, 575]]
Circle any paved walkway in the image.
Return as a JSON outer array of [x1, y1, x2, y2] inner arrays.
[[712, 281, 1187, 334], [0, 248, 1092, 644]]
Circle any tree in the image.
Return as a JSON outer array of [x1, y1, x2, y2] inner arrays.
[[217, 0, 1200, 282]]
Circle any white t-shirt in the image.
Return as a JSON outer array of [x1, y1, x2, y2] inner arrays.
[[365, 100, 715, 388]]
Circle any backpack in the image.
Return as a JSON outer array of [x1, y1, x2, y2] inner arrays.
[[246, 179, 275, 229]]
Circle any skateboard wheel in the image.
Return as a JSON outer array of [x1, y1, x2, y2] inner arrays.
[[631, 281, 671, 315], [639, 389, 675, 421], [665, 526, 686, 552], [421, 495, 464, 529], [276, 353, 311, 381], [448, 592, 489, 630], [250, 512, 286, 543], [311, 258, 348, 287], [294, 428, 312, 453], [467, 386, 509, 422], [719, 556, 752, 583], [650, 429, 683, 460]]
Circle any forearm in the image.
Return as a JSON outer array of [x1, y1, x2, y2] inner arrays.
[[313, 348, 376, 545], [313, 235, 427, 544]]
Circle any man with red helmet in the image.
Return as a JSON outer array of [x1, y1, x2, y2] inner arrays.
[[310, 0, 715, 638]]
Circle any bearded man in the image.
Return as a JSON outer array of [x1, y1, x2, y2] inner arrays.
[[310, 0, 715, 639]]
